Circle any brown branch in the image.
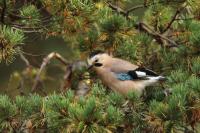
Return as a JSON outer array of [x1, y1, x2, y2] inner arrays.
[[136, 22, 178, 47], [107, 2, 127, 16], [107, 1, 186, 18], [19, 53, 31, 67], [162, 3, 188, 34], [16, 53, 32, 96], [107, 2, 145, 17], [31, 52, 69, 92], [126, 5, 145, 15], [161, 10, 180, 33]]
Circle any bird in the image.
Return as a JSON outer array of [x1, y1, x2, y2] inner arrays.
[[87, 50, 166, 95]]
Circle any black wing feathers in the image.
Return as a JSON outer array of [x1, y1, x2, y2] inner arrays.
[[134, 67, 158, 76], [127, 71, 139, 79], [126, 67, 158, 80]]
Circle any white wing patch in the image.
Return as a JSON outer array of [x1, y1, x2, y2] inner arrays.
[[135, 71, 146, 77]]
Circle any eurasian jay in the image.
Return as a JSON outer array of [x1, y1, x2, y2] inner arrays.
[[87, 50, 166, 95]]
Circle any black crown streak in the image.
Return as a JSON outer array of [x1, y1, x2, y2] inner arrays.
[[89, 50, 104, 58]]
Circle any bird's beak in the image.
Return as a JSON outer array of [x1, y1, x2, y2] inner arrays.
[[87, 58, 93, 70], [87, 64, 93, 70]]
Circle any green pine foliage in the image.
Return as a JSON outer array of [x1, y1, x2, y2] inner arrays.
[[20, 5, 41, 26], [0, 78, 200, 132], [0, 26, 24, 64]]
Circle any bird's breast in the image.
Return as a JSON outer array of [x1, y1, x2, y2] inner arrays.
[[95, 69, 144, 95]]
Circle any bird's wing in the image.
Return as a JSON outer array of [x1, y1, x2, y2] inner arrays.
[[110, 58, 138, 73], [108, 58, 162, 81], [114, 67, 159, 81]]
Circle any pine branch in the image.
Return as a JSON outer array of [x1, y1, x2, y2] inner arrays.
[[107, 1, 186, 18], [126, 5, 145, 15], [162, 3, 188, 34], [135, 22, 178, 47], [107, 2, 145, 17], [107, 2, 127, 16]]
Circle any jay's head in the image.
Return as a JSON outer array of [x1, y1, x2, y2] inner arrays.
[[87, 50, 111, 69]]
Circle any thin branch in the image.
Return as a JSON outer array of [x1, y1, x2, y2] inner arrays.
[[162, 3, 188, 33], [126, 5, 145, 15], [136, 22, 178, 47], [107, 1, 186, 18], [19, 53, 31, 67], [107, 2, 145, 17], [107, 2, 127, 16], [54, 53, 69, 66], [21, 51, 46, 57], [31, 52, 69, 92]]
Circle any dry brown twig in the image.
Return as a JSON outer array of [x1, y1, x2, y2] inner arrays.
[[161, 3, 188, 34], [31, 52, 69, 92], [107, 2, 188, 48], [136, 22, 178, 47], [107, 2, 144, 17]]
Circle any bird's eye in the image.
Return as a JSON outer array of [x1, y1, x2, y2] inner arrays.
[[95, 59, 98, 62]]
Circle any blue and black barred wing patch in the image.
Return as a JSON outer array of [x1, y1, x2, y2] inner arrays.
[[115, 67, 159, 81], [116, 73, 134, 81]]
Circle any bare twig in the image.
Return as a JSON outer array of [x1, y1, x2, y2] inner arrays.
[[107, 1, 186, 18], [107, 2, 145, 17], [17, 53, 32, 95], [107, 2, 127, 16], [136, 22, 178, 47], [162, 3, 188, 33], [19, 53, 31, 67], [126, 5, 145, 15], [31, 52, 69, 92], [21, 51, 46, 57]]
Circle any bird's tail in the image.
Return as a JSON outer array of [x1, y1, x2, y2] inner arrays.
[[146, 76, 167, 82], [142, 76, 167, 86], [131, 67, 167, 81]]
